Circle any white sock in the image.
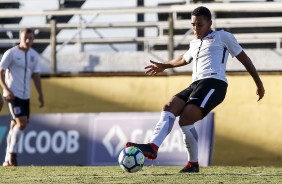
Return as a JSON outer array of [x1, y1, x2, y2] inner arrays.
[[4, 130, 12, 162], [8, 126, 23, 153], [180, 125, 198, 162], [150, 111, 176, 147]]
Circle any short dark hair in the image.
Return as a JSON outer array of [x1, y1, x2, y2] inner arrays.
[[20, 28, 34, 35], [191, 6, 212, 21]]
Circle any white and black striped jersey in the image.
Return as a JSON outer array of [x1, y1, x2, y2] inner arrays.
[[0, 46, 41, 99], [183, 30, 242, 83]]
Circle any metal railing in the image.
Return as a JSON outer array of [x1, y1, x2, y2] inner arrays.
[[0, 2, 282, 73]]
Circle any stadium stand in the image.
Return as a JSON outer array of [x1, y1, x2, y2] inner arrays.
[[0, 0, 281, 73], [0, 1, 21, 53], [0, 0, 86, 53]]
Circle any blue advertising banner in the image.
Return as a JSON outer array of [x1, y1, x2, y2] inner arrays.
[[0, 112, 214, 166], [89, 112, 214, 166], [0, 113, 91, 166]]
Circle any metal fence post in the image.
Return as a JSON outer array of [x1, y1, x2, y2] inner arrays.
[[168, 13, 174, 61], [50, 19, 57, 74]]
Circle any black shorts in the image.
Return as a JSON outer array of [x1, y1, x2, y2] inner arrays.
[[175, 78, 228, 117], [6, 97, 30, 119]]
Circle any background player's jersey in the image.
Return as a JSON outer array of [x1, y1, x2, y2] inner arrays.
[[183, 30, 242, 83], [0, 46, 41, 99]]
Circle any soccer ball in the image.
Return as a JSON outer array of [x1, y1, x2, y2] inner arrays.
[[118, 146, 145, 173]]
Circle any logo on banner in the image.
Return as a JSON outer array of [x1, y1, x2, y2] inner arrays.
[[0, 126, 8, 146], [102, 125, 127, 157], [18, 130, 80, 154]]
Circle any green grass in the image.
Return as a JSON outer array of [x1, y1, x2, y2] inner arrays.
[[0, 166, 281, 184]]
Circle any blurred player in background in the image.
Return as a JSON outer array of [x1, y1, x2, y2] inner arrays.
[[0, 95, 3, 111], [0, 28, 44, 166], [126, 6, 265, 173]]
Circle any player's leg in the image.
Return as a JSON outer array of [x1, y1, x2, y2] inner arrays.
[[3, 97, 29, 166], [3, 98, 17, 166], [8, 116, 28, 166], [3, 119, 16, 166], [179, 104, 202, 173], [179, 78, 228, 173], [126, 85, 194, 159], [126, 96, 186, 159], [150, 96, 186, 145]]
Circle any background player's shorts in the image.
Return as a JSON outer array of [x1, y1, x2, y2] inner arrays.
[[175, 78, 228, 117], [6, 97, 30, 119]]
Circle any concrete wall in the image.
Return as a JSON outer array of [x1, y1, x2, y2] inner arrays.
[[40, 49, 282, 73], [1, 74, 281, 166]]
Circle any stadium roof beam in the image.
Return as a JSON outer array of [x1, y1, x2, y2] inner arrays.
[[0, 2, 282, 18], [1, 17, 282, 31]]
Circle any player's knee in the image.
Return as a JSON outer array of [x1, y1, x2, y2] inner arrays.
[[162, 102, 182, 116], [178, 106, 203, 126], [16, 117, 28, 130], [162, 97, 178, 111], [19, 123, 27, 130], [10, 119, 17, 130], [162, 104, 180, 116], [162, 104, 171, 111], [18, 120, 27, 130], [179, 115, 195, 126]]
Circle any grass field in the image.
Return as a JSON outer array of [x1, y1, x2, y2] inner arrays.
[[1, 166, 281, 184]]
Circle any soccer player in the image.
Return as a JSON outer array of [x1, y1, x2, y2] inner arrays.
[[0, 28, 44, 166], [126, 6, 265, 173]]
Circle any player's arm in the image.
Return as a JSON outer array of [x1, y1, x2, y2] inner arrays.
[[0, 51, 14, 101], [0, 68, 14, 101], [236, 50, 265, 101], [145, 54, 188, 76], [0, 70, 5, 111], [0, 69, 7, 92], [32, 72, 44, 108]]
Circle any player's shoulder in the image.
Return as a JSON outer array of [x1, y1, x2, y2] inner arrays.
[[28, 47, 40, 57], [29, 47, 39, 54], [2, 46, 19, 58], [214, 29, 236, 39], [214, 29, 233, 36], [5, 45, 19, 53], [214, 30, 238, 44]]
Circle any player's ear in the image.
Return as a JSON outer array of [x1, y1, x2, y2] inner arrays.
[[209, 20, 212, 27]]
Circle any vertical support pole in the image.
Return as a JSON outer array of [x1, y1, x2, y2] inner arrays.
[[50, 19, 57, 74], [168, 13, 174, 61], [137, 0, 144, 51], [78, 15, 84, 52], [211, 11, 216, 31]]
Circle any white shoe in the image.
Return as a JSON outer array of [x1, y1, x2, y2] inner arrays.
[[2, 161, 12, 167]]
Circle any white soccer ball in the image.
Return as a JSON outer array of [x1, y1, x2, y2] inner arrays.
[[118, 146, 145, 173]]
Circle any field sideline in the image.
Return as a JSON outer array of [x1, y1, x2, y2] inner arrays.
[[1, 166, 281, 183]]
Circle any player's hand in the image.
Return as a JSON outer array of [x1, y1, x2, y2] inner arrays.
[[257, 84, 265, 101], [145, 60, 166, 76], [38, 95, 44, 108], [4, 89, 14, 101]]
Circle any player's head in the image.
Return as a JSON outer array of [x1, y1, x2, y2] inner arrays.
[[191, 6, 212, 39], [19, 28, 34, 50]]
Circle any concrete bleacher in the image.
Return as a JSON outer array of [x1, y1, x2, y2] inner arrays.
[[0, 1, 282, 73], [0, 1, 21, 53], [0, 0, 86, 53], [0, 1, 281, 49]]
